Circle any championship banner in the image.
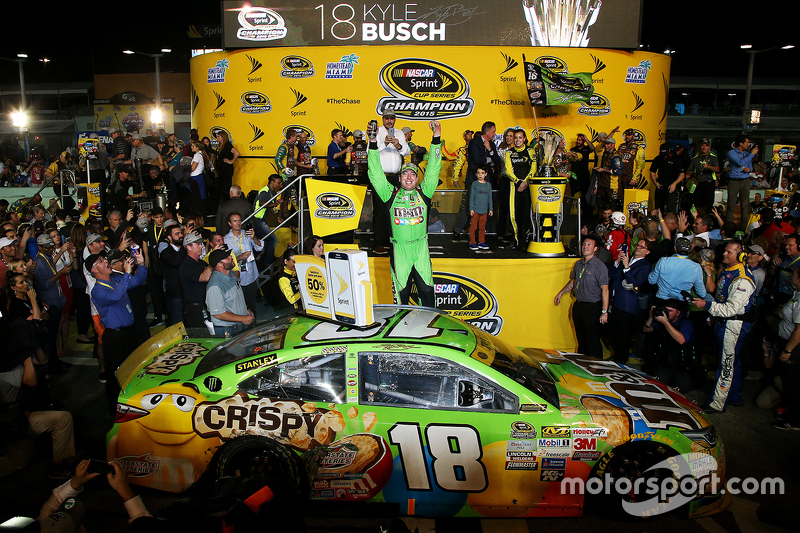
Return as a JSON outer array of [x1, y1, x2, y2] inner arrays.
[[523, 58, 595, 107], [305, 178, 367, 237], [191, 45, 669, 202]]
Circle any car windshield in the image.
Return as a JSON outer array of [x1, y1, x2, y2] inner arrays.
[[193, 316, 295, 378]]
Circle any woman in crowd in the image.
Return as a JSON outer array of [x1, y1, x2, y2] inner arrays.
[[189, 141, 209, 214], [215, 130, 239, 200], [503, 128, 536, 249], [306, 235, 325, 260], [69, 223, 94, 344], [48, 228, 77, 357], [770, 267, 800, 430]]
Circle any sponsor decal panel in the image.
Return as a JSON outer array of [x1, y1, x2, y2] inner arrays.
[[541, 426, 570, 438], [235, 353, 277, 373], [116, 453, 160, 477], [537, 185, 562, 202], [572, 450, 604, 461], [541, 457, 567, 469], [540, 469, 565, 482]]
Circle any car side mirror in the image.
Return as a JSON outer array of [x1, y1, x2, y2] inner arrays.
[[458, 380, 492, 407]]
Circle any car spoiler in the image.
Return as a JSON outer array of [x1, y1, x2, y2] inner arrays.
[[115, 323, 187, 393]]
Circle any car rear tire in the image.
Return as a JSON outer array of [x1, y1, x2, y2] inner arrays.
[[586, 441, 678, 519], [214, 436, 308, 499]]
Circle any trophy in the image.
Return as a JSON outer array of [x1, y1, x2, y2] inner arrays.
[[528, 132, 567, 256], [522, 0, 603, 47]]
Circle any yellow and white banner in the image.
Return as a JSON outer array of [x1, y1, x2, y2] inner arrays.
[[368, 256, 577, 352], [305, 178, 367, 237], [191, 45, 670, 204]]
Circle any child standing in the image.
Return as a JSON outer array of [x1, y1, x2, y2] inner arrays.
[[469, 165, 493, 250]]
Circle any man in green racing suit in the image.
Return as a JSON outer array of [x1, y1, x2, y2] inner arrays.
[[367, 119, 441, 307]]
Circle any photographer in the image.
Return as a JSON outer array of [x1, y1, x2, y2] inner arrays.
[[642, 299, 700, 393]]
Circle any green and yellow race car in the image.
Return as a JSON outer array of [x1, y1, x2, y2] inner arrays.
[[107, 306, 727, 518]]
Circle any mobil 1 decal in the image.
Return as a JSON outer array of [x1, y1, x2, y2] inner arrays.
[[376, 58, 474, 120], [410, 272, 503, 334]]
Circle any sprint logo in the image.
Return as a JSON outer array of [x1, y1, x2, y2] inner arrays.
[[335, 271, 349, 296], [291, 88, 307, 109], [213, 91, 225, 111], [246, 55, 262, 75], [249, 123, 264, 144]]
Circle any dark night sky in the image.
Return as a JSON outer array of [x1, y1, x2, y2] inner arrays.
[[0, 1, 796, 84]]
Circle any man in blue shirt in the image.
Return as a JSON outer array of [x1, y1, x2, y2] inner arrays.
[[33, 233, 71, 372], [726, 135, 759, 231], [87, 250, 147, 416], [327, 128, 351, 175], [648, 237, 711, 303]]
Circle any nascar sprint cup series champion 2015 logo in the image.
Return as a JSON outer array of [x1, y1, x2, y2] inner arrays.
[[412, 272, 503, 334], [376, 58, 474, 120], [314, 193, 356, 219]]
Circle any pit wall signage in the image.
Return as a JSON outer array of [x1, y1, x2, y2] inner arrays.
[[191, 46, 668, 200]]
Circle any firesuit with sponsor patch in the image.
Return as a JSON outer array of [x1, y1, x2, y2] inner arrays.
[[707, 263, 755, 411], [368, 136, 442, 307], [504, 145, 537, 248], [617, 140, 646, 188]]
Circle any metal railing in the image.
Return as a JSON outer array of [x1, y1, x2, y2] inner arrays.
[[245, 173, 312, 288]]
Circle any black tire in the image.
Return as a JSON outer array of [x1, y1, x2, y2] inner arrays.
[[586, 441, 678, 519], [213, 436, 308, 498]]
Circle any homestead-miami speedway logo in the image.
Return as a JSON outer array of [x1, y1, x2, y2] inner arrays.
[[376, 58, 474, 120]]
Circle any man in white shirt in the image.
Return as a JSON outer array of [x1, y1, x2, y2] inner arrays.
[[223, 213, 263, 318], [372, 110, 410, 254]]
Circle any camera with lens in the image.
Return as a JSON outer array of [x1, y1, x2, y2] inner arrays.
[[652, 305, 667, 318]]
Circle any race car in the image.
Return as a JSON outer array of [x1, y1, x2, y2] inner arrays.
[[107, 305, 727, 518]]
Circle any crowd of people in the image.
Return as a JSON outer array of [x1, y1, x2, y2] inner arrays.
[[557, 181, 800, 429], [1, 120, 799, 531]]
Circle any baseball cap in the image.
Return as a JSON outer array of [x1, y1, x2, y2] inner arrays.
[[623, 128, 635, 136], [108, 128, 119, 134], [463, 129, 474, 137], [675, 237, 692, 255], [37, 234, 55, 247], [0, 236, 18, 248], [85, 252, 106, 272], [131, 133, 142, 140], [748, 244, 769, 262], [353, 129, 364, 140], [183, 231, 203, 246], [400, 162, 419, 176], [87, 233, 104, 245], [208, 249, 231, 269], [401, 127, 414, 135], [701, 137, 711, 145], [162, 219, 178, 231], [382, 109, 396, 117], [605, 137, 616, 145]]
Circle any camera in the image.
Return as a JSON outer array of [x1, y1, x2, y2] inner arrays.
[[652, 305, 667, 318]]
